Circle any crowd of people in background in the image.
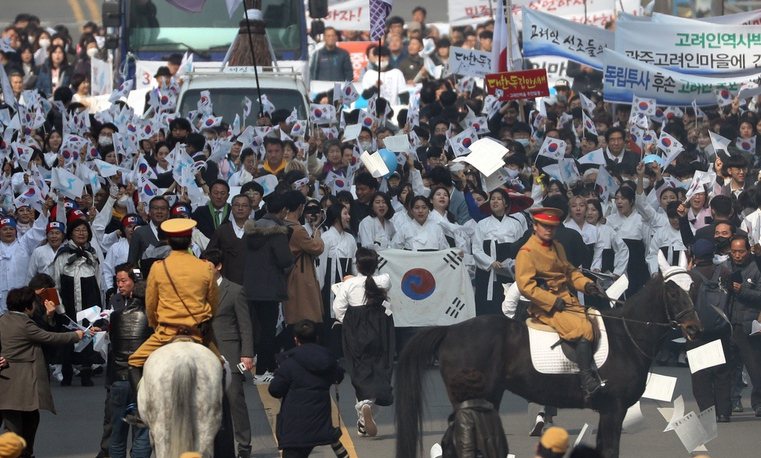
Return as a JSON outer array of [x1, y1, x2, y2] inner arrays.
[[0, 5, 759, 458]]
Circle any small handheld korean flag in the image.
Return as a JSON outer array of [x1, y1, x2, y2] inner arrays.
[[450, 128, 479, 157], [664, 106, 684, 120], [14, 185, 44, 213], [259, 94, 276, 116], [537, 137, 567, 161], [137, 175, 159, 204], [735, 136, 756, 154], [290, 120, 307, 137], [579, 92, 596, 115], [469, 115, 490, 135], [658, 131, 685, 166], [709, 131, 732, 156], [286, 107, 298, 125], [197, 90, 213, 115], [632, 95, 656, 116], [691, 100, 706, 119], [595, 166, 619, 201], [309, 104, 336, 125], [582, 111, 597, 136], [109, 79, 134, 103], [715, 88, 733, 107], [242, 96, 252, 119], [341, 82, 359, 105], [135, 154, 158, 180]]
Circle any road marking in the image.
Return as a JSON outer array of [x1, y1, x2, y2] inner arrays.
[[67, 0, 85, 24], [256, 384, 359, 457], [85, 0, 100, 23]]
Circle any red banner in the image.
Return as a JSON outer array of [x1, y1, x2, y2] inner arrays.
[[485, 68, 550, 101], [337, 41, 373, 82]]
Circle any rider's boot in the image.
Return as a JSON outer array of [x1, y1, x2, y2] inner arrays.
[[576, 338, 604, 402], [124, 366, 147, 427]]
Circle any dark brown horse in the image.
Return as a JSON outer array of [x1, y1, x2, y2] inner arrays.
[[395, 272, 702, 458]]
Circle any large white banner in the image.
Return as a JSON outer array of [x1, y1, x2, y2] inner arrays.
[[616, 20, 761, 75], [377, 249, 476, 327], [651, 9, 761, 26], [602, 48, 761, 106], [522, 8, 612, 70], [447, 0, 641, 28], [323, 0, 369, 31]]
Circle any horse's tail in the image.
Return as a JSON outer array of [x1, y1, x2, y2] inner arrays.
[[167, 358, 197, 458], [395, 326, 449, 458]]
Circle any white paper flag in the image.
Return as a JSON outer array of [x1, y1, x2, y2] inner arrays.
[[642, 372, 677, 402], [687, 339, 726, 373]]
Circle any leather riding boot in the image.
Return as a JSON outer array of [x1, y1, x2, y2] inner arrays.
[[125, 366, 146, 427], [576, 339, 603, 402]]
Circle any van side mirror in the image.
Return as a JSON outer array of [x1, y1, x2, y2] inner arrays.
[[309, 0, 328, 19]]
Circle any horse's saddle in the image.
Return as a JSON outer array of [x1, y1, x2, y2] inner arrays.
[[526, 310, 609, 375]]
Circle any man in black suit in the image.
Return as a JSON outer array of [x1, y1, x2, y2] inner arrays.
[[203, 249, 255, 458], [207, 194, 250, 285], [127, 196, 169, 265], [193, 179, 232, 238], [603, 127, 639, 177]]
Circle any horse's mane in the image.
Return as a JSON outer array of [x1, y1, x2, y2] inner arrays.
[[600, 274, 665, 318]]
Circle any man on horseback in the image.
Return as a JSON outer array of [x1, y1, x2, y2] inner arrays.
[[126, 218, 220, 424], [515, 207, 606, 402]]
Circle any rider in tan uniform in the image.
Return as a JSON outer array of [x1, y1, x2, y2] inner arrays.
[[515, 207, 606, 401], [126, 218, 219, 424]]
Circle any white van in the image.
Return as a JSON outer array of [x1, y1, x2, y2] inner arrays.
[[176, 66, 310, 125]]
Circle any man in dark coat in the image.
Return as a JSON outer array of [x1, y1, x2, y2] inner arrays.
[[725, 236, 761, 417], [205, 249, 256, 458], [244, 194, 294, 380], [192, 180, 232, 239], [602, 127, 640, 177], [128, 196, 169, 264], [269, 320, 344, 457], [208, 194, 251, 285], [309, 27, 352, 82]]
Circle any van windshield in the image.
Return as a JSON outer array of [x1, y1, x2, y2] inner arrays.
[[127, 0, 304, 58], [178, 88, 307, 125]]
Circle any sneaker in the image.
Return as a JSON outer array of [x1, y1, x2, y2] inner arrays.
[[357, 420, 367, 437], [529, 414, 545, 437], [253, 371, 274, 385], [733, 400, 744, 413], [361, 403, 377, 437]]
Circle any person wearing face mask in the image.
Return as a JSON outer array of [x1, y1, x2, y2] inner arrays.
[[97, 123, 117, 150], [634, 161, 676, 243], [361, 45, 408, 106], [680, 194, 746, 246], [713, 222, 735, 264]]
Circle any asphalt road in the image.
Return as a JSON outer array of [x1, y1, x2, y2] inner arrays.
[[33, 364, 760, 457]]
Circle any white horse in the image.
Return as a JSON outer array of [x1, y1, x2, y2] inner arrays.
[[138, 340, 223, 458]]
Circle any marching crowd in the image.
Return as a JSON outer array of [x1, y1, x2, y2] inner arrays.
[[0, 6, 759, 458]]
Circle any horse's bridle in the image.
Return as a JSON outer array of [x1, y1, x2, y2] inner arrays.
[[621, 269, 698, 359]]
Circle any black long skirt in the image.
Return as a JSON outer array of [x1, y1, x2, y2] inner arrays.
[[342, 304, 395, 406], [623, 238, 648, 298]]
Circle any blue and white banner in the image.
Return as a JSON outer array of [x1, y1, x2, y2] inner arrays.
[[377, 249, 475, 327], [602, 49, 761, 106], [615, 19, 761, 75], [651, 10, 761, 26], [522, 8, 612, 70]]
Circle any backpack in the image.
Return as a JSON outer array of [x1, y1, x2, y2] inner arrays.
[[691, 267, 731, 333]]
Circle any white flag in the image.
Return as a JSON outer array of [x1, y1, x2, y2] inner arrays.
[[709, 131, 732, 156], [577, 148, 607, 166], [595, 166, 619, 201], [632, 95, 657, 116], [51, 167, 86, 200]]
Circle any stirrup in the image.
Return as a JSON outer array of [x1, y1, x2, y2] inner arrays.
[[123, 403, 147, 428]]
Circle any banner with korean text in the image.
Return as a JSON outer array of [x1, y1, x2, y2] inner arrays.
[[651, 9, 761, 26], [615, 20, 761, 75], [602, 49, 761, 106], [324, 0, 370, 31], [522, 8, 612, 70], [448, 47, 493, 77], [377, 249, 475, 327], [336, 41, 372, 81], [485, 68, 550, 101], [448, 0, 641, 28]]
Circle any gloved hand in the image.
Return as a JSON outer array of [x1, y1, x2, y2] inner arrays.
[[584, 282, 605, 297], [553, 297, 566, 312]]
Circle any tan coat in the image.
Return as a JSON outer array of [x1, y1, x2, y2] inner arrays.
[[0, 312, 79, 413], [128, 250, 219, 367], [515, 234, 594, 341], [283, 222, 324, 324]]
